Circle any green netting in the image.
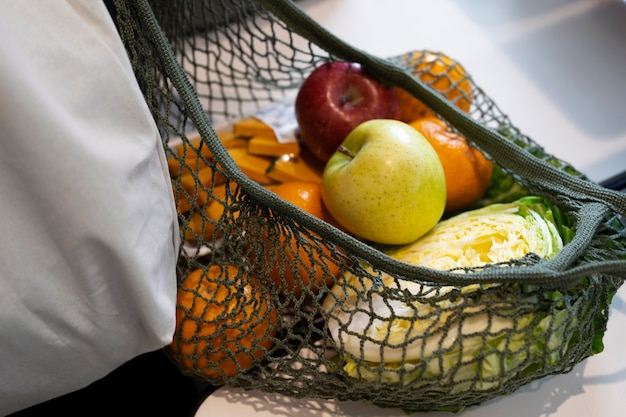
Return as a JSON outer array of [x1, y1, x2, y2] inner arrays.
[[113, 0, 626, 412]]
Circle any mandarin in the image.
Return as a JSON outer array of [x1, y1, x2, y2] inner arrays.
[[184, 181, 239, 243], [395, 51, 472, 123], [410, 117, 492, 213], [172, 163, 227, 214], [256, 181, 342, 299], [169, 265, 278, 379]]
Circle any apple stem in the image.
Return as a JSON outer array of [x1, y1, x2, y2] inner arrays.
[[337, 144, 356, 159]]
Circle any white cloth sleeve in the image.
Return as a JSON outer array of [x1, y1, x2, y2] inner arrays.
[[0, 1, 180, 414]]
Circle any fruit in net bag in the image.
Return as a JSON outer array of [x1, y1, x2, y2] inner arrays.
[[295, 61, 400, 164], [410, 117, 492, 213], [256, 181, 342, 298], [395, 50, 472, 123], [321, 119, 446, 245], [169, 265, 278, 379]]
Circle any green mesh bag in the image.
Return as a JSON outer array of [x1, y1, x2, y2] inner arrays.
[[113, 0, 626, 412]]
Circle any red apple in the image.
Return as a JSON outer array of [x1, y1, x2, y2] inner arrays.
[[295, 61, 400, 164]]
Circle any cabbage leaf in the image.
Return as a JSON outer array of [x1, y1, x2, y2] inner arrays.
[[322, 197, 579, 395]]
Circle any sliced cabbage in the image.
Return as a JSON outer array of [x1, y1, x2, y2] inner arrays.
[[384, 194, 564, 270], [322, 196, 575, 391]]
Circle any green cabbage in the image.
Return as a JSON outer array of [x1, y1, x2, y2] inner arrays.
[[322, 197, 578, 396], [385, 195, 564, 269], [473, 163, 529, 208]]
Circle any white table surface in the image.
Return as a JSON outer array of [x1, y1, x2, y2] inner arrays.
[[197, 0, 626, 415]]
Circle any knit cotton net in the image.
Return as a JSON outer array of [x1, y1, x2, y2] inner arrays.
[[113, 0, 626, 412]]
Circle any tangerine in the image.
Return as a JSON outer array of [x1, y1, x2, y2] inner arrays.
[[410, 117, 492, 213], [173, 163, 227, 214], [256, 181, 342, 299], [395, 51, 472, 123], [169, 265, 278, 379], [184, 181, 239, 243]]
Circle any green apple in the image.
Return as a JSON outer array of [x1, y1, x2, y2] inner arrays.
[[321, 119, 446, 245]]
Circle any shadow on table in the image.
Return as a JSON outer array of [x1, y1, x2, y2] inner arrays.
[[8, 349, 213, 417], [204, 354, 626, 417]]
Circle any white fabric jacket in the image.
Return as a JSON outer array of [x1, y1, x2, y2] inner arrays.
[[0, 2, 179, 414]]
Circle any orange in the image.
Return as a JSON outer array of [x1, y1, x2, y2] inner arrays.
[[255, 181, 342, 299], [395, 51, 472, 123], [410, 117, 492, 213], [170, 158, 228, 214], [169, 265, 278, 380], [168, 154, 214, 179], [184, 181, 239, 243], [168, 138, 229, 214], [177, 136, 214, 160]]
